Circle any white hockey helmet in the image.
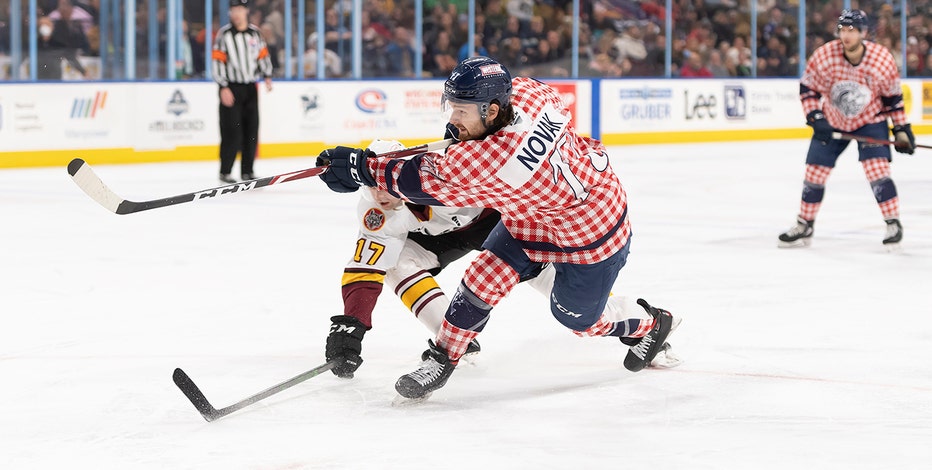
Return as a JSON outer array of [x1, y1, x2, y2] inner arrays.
[[361, 139, 405, 204], [367, 139, 405, 155]]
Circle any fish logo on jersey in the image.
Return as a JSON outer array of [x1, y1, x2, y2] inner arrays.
[[362, 208, 386, 231], [830, 81, 870, 118]]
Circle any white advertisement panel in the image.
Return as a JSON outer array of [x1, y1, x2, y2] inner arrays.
[[131, 83, 219, 150], [601, 79, 803, 135], [259, 80, 449, 145], [0, 83, 132, 151], [258, 79, 591, 146]]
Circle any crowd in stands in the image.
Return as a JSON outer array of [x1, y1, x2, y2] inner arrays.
[[4, 0, 932, 80], [248, 0, 932, 79]]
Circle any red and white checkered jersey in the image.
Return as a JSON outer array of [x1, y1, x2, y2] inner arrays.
[[368, 77, 630, 264], [800, 39, 907, 130]]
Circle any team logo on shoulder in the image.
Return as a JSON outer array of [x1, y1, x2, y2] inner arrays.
[[419, 156, 442, 179], [363, 208, 386, 231]]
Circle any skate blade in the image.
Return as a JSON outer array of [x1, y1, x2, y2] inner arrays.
[[649, 343, 683, 369], [458, 352, 480, 367], [884, 242, 902, 253], [777, 238, 812, 249], [669, 316, 683, 334], [391, 392, 432, 407]]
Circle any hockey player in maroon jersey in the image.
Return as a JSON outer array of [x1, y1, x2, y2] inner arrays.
[[316, 57, 678, 400], [778, 9, 915, 250], [325, 139, 497, 378]]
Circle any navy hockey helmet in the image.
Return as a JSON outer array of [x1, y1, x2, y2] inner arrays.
[[837, 9, 868, 32], [442, 56, 513, 121]]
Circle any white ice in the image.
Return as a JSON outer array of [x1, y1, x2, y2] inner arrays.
[[2, 140, 931, 469]]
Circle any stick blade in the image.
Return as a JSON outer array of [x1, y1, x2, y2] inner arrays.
[[67, 158, 127, 214], [67, 158, 86, 176], [172, 368, 221, 422]]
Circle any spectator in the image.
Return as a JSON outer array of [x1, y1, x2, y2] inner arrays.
[[707, 49, 728, 77], [497, 35, 525, 70], [612, 23, 647, 68], [36, 14, 90, 80], [385, 26, 417, 77], [425, 29, 458, 77], [360, 9, 390, 77], [260, 22, 281, 76], [457, 33, 489, 62], [506, 0, 534, 25], [679, 50, 712, 77], [324, 7, 352, 71], [49, 0, 94, 37]]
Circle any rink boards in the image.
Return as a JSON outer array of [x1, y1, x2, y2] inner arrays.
[[1, 78, 930, 168]]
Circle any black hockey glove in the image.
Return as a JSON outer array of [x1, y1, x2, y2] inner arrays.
[[325, 315, 368, 378], [443, 122, 461, 141], [316, 146, 377, 193], [806, 110, 835, 144], [892, 124, 915, 155]]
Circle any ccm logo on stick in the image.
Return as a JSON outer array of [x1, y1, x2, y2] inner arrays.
[[194, 181, 258, 200]]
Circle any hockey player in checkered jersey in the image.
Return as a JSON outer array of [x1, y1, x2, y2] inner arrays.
[[325, 139, 499, 378], [316, 56, 679, 400], [778, 9, 915, 250], [325, 140, 678, 380]]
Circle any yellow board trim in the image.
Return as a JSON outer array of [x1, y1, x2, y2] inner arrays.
[[4, 129, 930, 169]]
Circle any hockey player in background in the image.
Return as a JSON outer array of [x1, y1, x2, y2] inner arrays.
[[778, 9, 915, 250], [324, 139, 499, 379], [316, 56, 678, 400]]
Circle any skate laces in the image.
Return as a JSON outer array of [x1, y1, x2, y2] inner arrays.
[[630, 333, 654, 360], [408, 357, 446, 385], [786, 219, 811, 237], [885, 221, 900, 238]]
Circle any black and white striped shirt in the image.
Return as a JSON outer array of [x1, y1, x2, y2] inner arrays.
[[211, 24, 273, 87]]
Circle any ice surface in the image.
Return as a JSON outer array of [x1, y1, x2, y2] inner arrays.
[[2, 140, 931, 469]]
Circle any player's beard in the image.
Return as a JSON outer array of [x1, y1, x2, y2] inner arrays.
[[841, 37, 864, 55]]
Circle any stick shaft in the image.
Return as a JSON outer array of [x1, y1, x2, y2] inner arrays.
[[68, 138, 455, 215], [173, 361, 338, 422], [832, 132, 932, 149]]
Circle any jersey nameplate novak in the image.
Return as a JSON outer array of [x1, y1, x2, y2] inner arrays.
[[496, 102, 568, 189]]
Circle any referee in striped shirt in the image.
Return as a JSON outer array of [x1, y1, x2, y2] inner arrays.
[[212, 0, 273, 183]]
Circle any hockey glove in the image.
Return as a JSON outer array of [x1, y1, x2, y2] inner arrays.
[[892, 124, 915, 155], [806, 110, 835, 144], [443, 122, 461, 141], [316, 146, 377, 193], [325, 315, 368, 378]]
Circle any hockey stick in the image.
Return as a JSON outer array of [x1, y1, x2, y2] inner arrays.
[[173, 360, 338, 422], [831, 132, 932, 150], [67, 138, 455, 215]]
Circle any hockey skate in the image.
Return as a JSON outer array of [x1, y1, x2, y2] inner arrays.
[[648, 311, 683, 368], [883, 218, 903, 252], [395, 340, 456, 399], [648, 342, 682, 369], [623, 299, 675, 372], [778, 216, 814, 248], [458, 339, 482, 366]]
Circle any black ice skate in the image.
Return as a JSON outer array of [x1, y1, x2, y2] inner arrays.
[[883, 218, 903, 248], [396, 340, 457, 399], [778, 216, 814, 248], [623, 299, 675, 372], [465, 339, 481, 356]]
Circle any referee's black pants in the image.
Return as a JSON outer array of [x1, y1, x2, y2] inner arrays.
[[219, 83, 259, 176]]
